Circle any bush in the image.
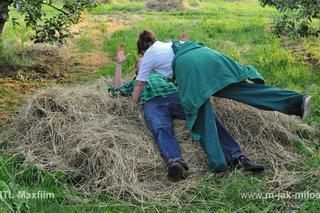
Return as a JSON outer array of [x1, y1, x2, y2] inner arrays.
[[0, 40, 21, 68], [260, 0, 320, 37]]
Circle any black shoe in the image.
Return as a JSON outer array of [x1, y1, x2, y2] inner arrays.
[[230, 156, 264, 173], [167, 160, 188, 182], [215, 168, 229, 177], [211, 164, 229, 176]]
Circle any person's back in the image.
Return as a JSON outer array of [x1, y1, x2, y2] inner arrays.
[[137, 41, 174, 81]]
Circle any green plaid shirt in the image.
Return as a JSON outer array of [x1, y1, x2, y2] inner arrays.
[[108, 72, 178, 104]]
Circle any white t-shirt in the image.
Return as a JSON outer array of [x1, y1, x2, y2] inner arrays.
[[136, 41, 174, 81]]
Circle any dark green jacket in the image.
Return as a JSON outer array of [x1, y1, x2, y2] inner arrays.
[[171, 40, 265, 139]]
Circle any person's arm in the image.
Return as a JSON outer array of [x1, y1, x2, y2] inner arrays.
[[112, 43, 129, 89], [131, 49, 154, 103], [132, 80, 145, 103], [113, 63, 122, 89]]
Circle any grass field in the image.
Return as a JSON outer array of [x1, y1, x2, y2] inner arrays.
[[0, 0, 320, 212]]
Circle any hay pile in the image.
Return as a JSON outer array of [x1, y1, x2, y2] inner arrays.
[[146, 0, 185, 11], [4, 82, 316, 201]]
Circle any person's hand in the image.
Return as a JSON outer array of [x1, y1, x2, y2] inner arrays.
[[179, 33, 189, 42], [116, 43, 130, 64]]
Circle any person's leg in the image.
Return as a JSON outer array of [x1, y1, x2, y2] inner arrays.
[[215, 82, 304, 116], [167, 92, 263, 172], [143, 97, 183, 167], [214, 114, 242, 163], [193, 99, 228, 172], [168, 92, 245, 164], [214, 114, 264, 172], [167, 92, 186, 120]]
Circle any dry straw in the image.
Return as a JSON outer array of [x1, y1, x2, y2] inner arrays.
[[146, 0, 185, 11], [4, 81, 317, 202]]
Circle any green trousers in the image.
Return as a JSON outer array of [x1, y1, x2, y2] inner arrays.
[[194, 82, 304, 172]]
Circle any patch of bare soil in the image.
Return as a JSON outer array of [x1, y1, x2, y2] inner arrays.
[[67, 52, 109, 72], [69, 14, 137, 47], [64, 13, 141, 72], [0, 80, 43, 125], [281, 37, 319, 68]]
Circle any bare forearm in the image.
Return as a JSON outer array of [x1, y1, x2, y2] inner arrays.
[[113, 63, 122, 89], [132, 80, 145, 103]]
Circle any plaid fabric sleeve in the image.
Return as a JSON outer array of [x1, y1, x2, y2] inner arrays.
[[143, 72, 178, 102], [108, 72, 178, 104], [108, 80, 135, 97]]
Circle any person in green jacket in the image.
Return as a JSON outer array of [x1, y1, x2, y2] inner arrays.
[[132, 30, 312, 173]]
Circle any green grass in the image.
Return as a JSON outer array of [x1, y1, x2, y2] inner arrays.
[[1, 6, 32, 46], [0, 153, 319, 212], [1, 0, 320, 211], [75, 36, 95, 53], [0, 154, 137, 212]]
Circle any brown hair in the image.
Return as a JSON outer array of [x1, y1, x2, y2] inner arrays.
[[137, 30, 156, 56]]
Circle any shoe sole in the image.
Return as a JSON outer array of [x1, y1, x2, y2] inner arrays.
[[302, 96, 312, 120], [244, 166, 265, 173], [167, 163, 187, 182], [231, 163, 264, 173], [231, 157, 265, 173]]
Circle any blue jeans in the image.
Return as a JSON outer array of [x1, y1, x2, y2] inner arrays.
[[143, 92, 242, 167]]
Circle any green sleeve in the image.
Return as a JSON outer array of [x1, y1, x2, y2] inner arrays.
[[108, 80, 136, 97]]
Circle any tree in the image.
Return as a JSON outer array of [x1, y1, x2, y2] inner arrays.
[[0, 1, 11, 35], [260, 0, 320, 36], [0, 0, 96, 43]]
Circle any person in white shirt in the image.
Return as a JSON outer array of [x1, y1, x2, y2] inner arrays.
[[132, 31, 175, 102], [136, 40, 174, 81]]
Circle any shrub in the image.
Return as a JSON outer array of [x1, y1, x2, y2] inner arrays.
[[260, 0, 320, 37]]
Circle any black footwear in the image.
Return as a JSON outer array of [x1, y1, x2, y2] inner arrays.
[[230, 156, 264, 173], [211, 163, 229, 176], [215, 167, 229, 177], [167, 160, 188, 182]]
